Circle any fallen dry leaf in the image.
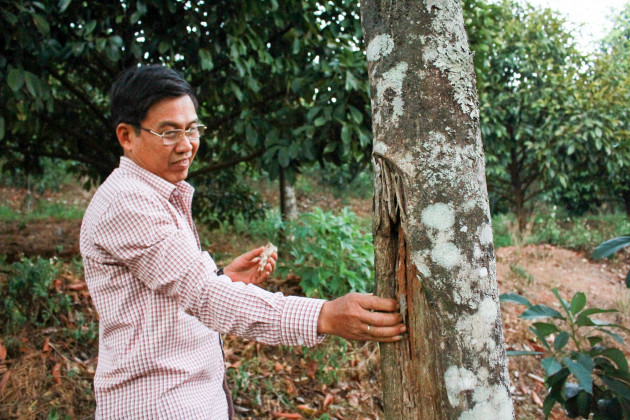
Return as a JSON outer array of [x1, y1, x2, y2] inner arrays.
[[323, 393, 334, 408], [0, 370, 11, 392], [0, 343, 6, 361], [52, 362, 62, 385], [271, 412, 302, 419], [42, 337, 51, 353], [296, 404, 316, 415], [531, 391, 543, 408]]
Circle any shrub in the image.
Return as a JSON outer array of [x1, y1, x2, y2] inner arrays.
[[277, 207, 374, 299], [502, 289, 630, 419], [0, 256, 71, 334]]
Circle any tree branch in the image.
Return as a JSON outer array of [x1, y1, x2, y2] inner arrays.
[[188, 148, 265, 178], [47, 68, 110, 127]]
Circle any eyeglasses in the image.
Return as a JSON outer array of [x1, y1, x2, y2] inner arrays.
[[135, 124, 206, 146]]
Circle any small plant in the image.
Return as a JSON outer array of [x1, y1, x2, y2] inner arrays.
[[501, 289, 630, 419], [277, 207, 374, 299], [0, 256, 71, 334], [593, 236, 630, 287]]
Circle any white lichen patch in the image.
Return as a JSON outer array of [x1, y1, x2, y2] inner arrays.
[[373, 141, 388, 156], [374, 62, 408, 128], [444, 365, 477, 407], [456, 297, 499, 356], [421, 203, 455, 231], [458, 385, 514, 420], [420, 131, 480, 193], [411, 250, 432, 278], [431, 242, 461, 269], [460, 225, 468, 233], [367, 34, 394, 62], [478, 224, 493, 246], [478, 267, 488, 278], [422, 0, 478, 119]]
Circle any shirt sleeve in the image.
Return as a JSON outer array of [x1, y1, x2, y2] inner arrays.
[[92, 189, 325, 347]]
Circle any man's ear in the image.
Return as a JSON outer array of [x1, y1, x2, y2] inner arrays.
[[116, 123, 136, 155]]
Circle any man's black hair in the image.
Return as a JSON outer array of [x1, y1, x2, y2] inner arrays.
[[109, 65, 198, 129]]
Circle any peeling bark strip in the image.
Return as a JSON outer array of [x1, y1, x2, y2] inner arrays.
[[361, 1, 514, 419]]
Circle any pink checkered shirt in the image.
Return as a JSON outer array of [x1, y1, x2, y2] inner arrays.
[[80, 157, 325, 419]]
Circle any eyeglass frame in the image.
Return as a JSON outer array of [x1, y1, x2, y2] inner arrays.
[[133, 124, 206, 146]]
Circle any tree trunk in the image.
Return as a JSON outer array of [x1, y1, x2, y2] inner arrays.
[[279, 168, 298, 221], [360, 1, 514, 419]]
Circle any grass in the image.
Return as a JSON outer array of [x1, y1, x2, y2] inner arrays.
[[0, 201, 85, 222]]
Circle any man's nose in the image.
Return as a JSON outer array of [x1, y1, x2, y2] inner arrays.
[[174, 135, 194, 152]]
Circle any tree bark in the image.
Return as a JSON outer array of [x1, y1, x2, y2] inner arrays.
[[279, 168, 298, 221], [360, 1, 514, 419]]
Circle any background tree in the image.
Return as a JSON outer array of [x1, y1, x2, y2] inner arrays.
[[464, 0, 586, 230], [361, 0, 513, 418], [557, 2, 630, 217], [0, 0, 372, 221]]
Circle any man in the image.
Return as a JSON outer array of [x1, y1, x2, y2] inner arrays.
[[80, 65, 405, 419]]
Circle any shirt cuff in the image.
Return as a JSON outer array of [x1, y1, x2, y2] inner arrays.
[[280, 296, 326, 347]]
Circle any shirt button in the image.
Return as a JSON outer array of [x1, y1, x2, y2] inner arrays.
[[297, 338, 304, 346]]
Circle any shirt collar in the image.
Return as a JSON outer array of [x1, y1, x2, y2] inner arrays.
[[118, 157, 194, 201]]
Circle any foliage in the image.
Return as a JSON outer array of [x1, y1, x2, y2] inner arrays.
[[1, 0, 372, 222], [502, 289, 630, 419], [0, 256, 70, 334], [492, 209, 630, 251], [276, 207, 374, 299], [593, 236, 630, 287], [560, 3, 630, 217], [464, 0, 588, 230]]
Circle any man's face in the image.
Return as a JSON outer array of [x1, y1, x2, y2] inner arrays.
[[119, 95, 199, 184]]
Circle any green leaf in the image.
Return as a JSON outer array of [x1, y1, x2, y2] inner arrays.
[[500, 292, 532, 307], [7, 68, 24, 92], [314, 116, 327, 127], [602, 348, 629, 373], [542, 357, 563, 376], [626, 271, 630, 289], [245, 125, 257, 147], [24, 72, 40, 97], [554, 332, 570, 351], [230, 83, 243, 102], [58, 0, 72, 12], [521, 304, 564, 320], [341, 124, 352, 144], [570, 292, 587, 315], [348, 106, 363, 124], [32, 14, 50, 36], [506, 350, 544, 356], [199, 48, 214, 71], [532, 322, 560, 336], [552, 288, 571, 317], [563, 357, 593, 394], [0, 117, 4, 140], [600, 328, 625, 344], [602, 377, 630, 400], [592, 236, 630, 260]]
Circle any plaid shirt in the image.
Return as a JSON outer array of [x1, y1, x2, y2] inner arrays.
[[80, 157, 325, 419]]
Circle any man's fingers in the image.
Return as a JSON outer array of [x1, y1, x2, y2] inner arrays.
[[359, 294, 399, 312], [363, 311, 403, 327], [242, 247, 265, 260]]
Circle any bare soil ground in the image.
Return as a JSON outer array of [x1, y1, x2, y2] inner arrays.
[[0, 183, 629, 419]]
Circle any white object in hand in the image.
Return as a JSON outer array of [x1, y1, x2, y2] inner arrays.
[[258, 242, 277, 272]]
